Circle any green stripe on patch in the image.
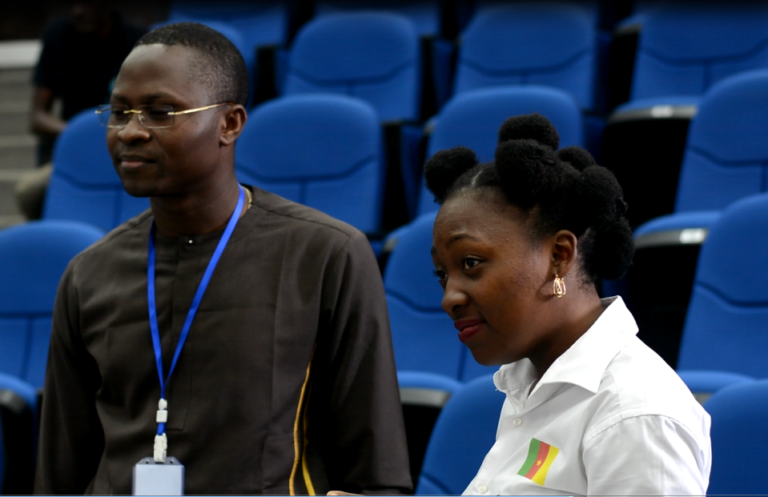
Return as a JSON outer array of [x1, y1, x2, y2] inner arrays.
[[517, 438, 541, 476]]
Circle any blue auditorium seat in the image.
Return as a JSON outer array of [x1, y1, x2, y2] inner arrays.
[[166, 0, 289, 59], [675, 70, 768, 212], [454, 3, 597, 112], [602, 3, 768, 228], [631, 5, 768, 102], [676, 193, 768, 378], [417, 86, 584, 216], [383, 212, 497, 382], [314, 0, 441, 37], [43, 108, 150, 232], [0, 220, 104, 388], [383, 212, 459, 379], [416, 374, 504, 495], [283, 12, 421, 123], [705, 380, 768, 495], [0, 373, 38, 494], [623, 70, 768, 368], [235, 94, 385, 237], [677, 370, 754, 405]]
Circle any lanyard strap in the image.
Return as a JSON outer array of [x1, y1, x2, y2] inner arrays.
[[147, 187, 245, 437]]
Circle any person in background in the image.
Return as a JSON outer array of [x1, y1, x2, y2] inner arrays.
[[422, 113, 711, 495], [34, 22, 411, 495], [15, 0, 145, 219]]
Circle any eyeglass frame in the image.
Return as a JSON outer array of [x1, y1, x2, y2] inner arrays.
[[94, 102, 234, 129]]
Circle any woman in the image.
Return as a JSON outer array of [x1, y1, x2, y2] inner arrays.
[[424, 113, 710, 495]]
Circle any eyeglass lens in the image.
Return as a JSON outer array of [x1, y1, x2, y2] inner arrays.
[[98, 105, 175, 129]]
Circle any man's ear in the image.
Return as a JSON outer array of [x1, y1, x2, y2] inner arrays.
[[551, 230, 578, 278], [220, 105, 247, 147]]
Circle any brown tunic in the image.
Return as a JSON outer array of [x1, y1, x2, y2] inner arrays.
[[34, 187, 412, 495]]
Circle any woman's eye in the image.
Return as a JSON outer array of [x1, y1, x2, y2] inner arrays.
[[463, 258, 481, 270]]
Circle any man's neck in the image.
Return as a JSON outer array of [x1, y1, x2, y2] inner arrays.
[[149, 179, 244, 238]]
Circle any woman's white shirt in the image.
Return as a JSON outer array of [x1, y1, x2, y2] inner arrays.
[[464, 296, 711, 496]]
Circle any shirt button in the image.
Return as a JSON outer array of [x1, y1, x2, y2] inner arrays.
[[477, 484, 488, 494], [513, 417, 523, 426]]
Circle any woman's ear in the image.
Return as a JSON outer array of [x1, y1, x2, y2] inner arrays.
[[219, 104, 247, 147], [551, 230, 578, 278]]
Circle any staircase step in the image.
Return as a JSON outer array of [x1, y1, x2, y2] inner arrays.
[[0, 135, 37, 171], [0, 111, 31, 136]]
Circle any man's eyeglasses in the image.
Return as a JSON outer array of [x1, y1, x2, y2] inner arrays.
[[95, 103, 233, 129]]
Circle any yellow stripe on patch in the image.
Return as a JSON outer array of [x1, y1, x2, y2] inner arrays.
[[531, 445, 559, 486], [289, 346, 316, 496], [301, 388, 316, 496]]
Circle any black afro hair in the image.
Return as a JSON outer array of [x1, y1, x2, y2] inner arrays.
[[135, 22, 249, 107], [424, 113, 634, 283]]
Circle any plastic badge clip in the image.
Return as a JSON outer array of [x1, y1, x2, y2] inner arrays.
[[154, 433, 168, 463]]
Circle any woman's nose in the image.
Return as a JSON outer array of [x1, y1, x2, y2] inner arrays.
[[441, 279, 468, 317]]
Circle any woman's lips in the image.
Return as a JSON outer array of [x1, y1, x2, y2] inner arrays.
[[454, 319, 486, 343]]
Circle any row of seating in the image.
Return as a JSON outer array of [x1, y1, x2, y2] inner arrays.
[[44, 65, 768, 357], [157, 2, 768, 226], [414, 373, 768, 495]]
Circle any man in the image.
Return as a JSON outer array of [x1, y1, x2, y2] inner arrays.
[[16, 1, 145, 219], [34, 22, 411, 495]]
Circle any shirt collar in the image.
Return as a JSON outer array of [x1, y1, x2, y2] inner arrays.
[[494, 296, 639, 397]]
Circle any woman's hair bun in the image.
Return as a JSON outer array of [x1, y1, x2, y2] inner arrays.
[[494, 138, 563, 209], [557, 146, 596, 172], [497, 113, 559, 151], [424, 146, 479, 203]]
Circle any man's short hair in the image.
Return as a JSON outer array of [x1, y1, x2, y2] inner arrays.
[[135, 22, 249, 106]]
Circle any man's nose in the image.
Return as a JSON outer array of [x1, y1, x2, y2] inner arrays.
[[116, 112, 150, 143]]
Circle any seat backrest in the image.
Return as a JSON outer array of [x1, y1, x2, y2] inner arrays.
[[0, 221, 103, 387], [677, 193, 768, 377], [283, 12, 421, 122], [474, 0, 600, 27], [314, 0, 441, 37], [454, 2, 596, 111], [167, 0, 288, 49], [416, 374, 504, 495], [236, 94, 384, 234], [675, 70, 768, 212], [417, 86, 584, 216], [632, 3, 768, 100], [43, 108, 150, 232], [383, 213, 462, 378], [704, 380, 768, 494]]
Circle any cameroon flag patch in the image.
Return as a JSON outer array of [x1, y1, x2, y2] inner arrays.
[[517, 438, 559, 485]]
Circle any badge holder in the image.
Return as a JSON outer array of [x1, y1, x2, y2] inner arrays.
[[133, 456, 184, 495]]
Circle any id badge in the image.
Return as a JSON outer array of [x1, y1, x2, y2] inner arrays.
[[133, 456, 185, 495]]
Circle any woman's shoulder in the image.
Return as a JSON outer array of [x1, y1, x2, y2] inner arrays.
[[587, 337, 709, 438]]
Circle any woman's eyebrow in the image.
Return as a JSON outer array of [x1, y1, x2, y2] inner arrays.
[[446, 232, 480, 248]]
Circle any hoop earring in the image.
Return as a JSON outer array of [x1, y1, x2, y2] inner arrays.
[[553, 273, 566, 299]]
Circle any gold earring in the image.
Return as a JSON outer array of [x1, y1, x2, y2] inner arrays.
[[553, 272, 566, 298]]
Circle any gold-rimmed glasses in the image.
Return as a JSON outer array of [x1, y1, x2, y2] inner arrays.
[[95, 103, 233, 129]]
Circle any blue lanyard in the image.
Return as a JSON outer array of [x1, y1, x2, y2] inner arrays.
[[147, 187, 245, 436]]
